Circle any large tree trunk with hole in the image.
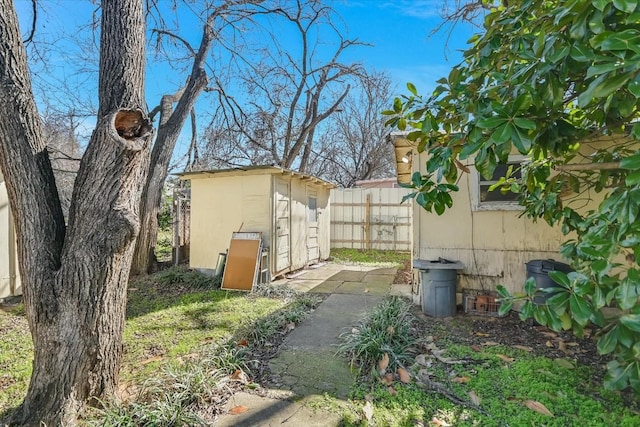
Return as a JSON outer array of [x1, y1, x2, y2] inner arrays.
[[0, 1, 151, 425]]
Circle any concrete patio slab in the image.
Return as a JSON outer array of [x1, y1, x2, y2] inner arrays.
[[362, 273, 395, 284], [333, 281, 390, 296], [367, 267, 399, 275], [390, 283, 412, 298], [296, 269, 343, 281], [327, 270, 367, 282], [285, 279, 326, 292], [215, 261, 408, 427], [268, 348, 355, 398], [307, 280, 343, 294]]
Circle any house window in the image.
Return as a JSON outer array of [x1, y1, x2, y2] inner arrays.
[[308, 197, 318, 222], [472, 156, 526, 211]]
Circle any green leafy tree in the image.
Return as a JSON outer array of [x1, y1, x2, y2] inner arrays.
[[385, 0, 640, 392]]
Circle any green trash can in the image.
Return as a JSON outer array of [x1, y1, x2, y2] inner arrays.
[[414, 259, 465, 317]]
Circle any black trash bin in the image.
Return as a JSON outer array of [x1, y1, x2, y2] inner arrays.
[[525, 259, 573, 304]]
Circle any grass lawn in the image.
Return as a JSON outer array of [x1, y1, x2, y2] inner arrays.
[[336, 297, 640, 427], [0, 267, 290, 416], [330, 248, 410, 266], [2, 260, 638, 426]]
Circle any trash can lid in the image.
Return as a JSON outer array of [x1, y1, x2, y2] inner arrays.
[[526, 259, 572, 273], [413, 258, 465, 270]]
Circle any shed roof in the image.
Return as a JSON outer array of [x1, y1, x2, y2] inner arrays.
[[176, 165, 336, 188]]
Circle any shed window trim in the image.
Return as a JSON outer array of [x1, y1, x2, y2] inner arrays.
[[471, 155, 527, 212]]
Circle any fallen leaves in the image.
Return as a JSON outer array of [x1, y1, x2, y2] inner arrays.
[[524, 400, 554, 416], [229, 405, 249, 415], [381, 373, 395, 385], [140, 355, 163, 365], [513, 345, 533, 352], [469, 390, 481, 406], [230, 369, 249, 383], [362, 401, 374, 422], [554, 358, 575, 369], [431, 416, 453, 426], [397, 367, 411, 383], [496, 354, 515, 363], [378, 353, 389, 374]]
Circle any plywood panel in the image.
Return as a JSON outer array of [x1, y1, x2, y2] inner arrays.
[[222, 233, 262, 291]]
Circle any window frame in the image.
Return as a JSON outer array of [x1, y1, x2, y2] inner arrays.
[[470, 155, 527, 212], [307, 195, 318, 223]]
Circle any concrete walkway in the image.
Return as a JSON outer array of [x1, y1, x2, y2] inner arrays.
[[215, 263, 410, 426]]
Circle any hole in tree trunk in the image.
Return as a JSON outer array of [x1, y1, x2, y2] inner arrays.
[[114, 110, 153, 139]]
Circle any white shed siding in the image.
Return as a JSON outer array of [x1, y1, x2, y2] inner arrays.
[[189, 174, 271, 272], [0, 173, 20, 299]]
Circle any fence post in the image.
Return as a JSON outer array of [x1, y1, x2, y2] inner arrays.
[[365, 193, 371, 250], [173, 191, 181, 266]]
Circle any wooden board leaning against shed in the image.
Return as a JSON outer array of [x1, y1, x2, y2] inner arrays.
[[221, 232, 262, 291]]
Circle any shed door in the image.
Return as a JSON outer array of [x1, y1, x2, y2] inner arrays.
[[274, 177, 291, 273], [307, 188, 320, 262]]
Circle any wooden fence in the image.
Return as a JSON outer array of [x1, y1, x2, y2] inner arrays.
[[330, 187, 412, 251]]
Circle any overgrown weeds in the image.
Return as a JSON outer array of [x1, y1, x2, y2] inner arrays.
[[90, 362, 228, 426], [338, 296, 418, 374], [87, 283, 323, 426], [154, 266, 221, 289]]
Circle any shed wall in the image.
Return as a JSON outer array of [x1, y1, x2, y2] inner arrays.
[[0, 174, 20, 299], [187, 170, 331, 277], [189, 174, 271, 272], [287, 177, 331, 271]]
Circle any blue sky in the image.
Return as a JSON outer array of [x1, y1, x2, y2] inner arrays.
[[333, 1, 476, 95], [13, 0, 478, 157]]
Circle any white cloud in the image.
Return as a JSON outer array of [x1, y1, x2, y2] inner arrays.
[[379, 0, 448, 19]]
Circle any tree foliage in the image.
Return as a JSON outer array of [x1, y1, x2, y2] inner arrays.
[[386, 0, 640, 393]]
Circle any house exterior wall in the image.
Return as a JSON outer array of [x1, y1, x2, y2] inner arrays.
[[412, 152, 565, 298], [0, 171, 21, 299], [189, 173, 272, 274]]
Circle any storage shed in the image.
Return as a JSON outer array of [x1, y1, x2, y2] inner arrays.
[[178, 166, 334, 278], [0, 169, 21, 300]]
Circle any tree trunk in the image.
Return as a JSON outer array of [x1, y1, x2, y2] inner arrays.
[[0, 0, 151, 425], [130, 21, 212, 275]]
